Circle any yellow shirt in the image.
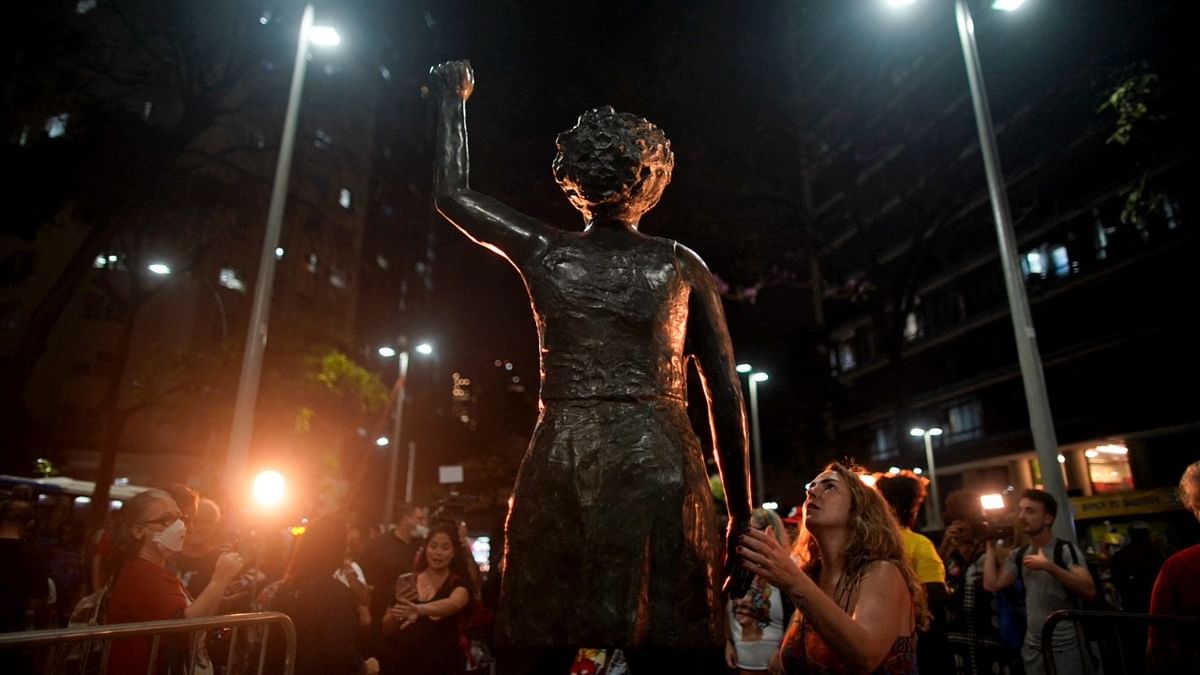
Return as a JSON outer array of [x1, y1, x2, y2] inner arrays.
[[900, 527, 946, 583]]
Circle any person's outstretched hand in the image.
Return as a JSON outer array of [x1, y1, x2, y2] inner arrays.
[[429, 60, 474, 101]]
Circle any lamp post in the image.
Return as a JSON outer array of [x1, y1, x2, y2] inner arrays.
[[378, 341, 432, 523], [224, 6, 340, 498], [910, 427, 944, 529], [885, 0, 1072, 541], [736, 364, 769, 504]]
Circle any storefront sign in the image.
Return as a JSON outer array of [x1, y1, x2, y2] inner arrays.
[[1071, 487, 1184, 520]]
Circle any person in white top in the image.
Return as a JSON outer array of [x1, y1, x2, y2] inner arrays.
[[726, 508, 793, 673]]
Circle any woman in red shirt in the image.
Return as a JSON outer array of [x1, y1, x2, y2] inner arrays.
[[104, 488, 243, 674]]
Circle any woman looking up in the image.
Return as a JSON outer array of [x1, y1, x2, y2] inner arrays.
[[738, 463, 928, 674]]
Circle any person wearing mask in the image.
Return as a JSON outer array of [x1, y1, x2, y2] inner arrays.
[[104, 488, 244, 673], [738, 463, 927, 673]]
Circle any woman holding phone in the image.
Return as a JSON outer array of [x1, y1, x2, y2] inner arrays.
[[381, 522, 473, 674]]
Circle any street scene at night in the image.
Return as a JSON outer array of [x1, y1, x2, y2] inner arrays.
[[1, 1, 1197, 673]]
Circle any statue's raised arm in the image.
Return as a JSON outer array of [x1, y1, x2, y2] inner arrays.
[[430, 60, 553, 268]]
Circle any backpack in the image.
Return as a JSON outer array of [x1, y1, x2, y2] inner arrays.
[[1015, 539, 1110, 612], [1016, 539, 1109, 672]]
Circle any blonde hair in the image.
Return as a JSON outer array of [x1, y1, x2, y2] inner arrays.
[[793, 462, 929, 630]]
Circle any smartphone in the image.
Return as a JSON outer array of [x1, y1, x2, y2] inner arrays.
[[394, 573, 416, 601]]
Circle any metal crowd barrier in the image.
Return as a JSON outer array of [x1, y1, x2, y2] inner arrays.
[[1041, 609, 1200, 675], [0, 611, 296, 675]]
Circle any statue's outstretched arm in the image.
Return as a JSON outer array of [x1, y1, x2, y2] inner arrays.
[[430, 61, 552, 266], [678, 244, 755, 596]]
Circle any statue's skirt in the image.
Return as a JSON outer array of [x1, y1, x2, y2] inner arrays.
[[494, 397, 724, 649]]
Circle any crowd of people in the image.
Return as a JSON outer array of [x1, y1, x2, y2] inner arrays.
[[1, 459, 1198, 674]]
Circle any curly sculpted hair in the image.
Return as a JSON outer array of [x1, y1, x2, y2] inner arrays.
[[793, 463, 929, 631], [551, 106, 674, 222]]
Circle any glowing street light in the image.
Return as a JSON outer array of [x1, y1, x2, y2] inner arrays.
[[736, 364, 769, 502], [147, 263, 171, 275], [379, 340, 434, 523], [882, 0, 1072, 542], [911, 427, 944, 529], [225, 5, 342, 499], [252, 470, 286, 508]]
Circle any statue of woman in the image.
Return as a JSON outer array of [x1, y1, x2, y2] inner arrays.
[[429, 60, 753, 653]]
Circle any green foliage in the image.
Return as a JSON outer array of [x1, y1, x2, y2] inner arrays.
[[305, 351, 390, 417], [34, 457, 59, 477], [1119, 175, 1165, 227], [1099, 67, 1160, 146]]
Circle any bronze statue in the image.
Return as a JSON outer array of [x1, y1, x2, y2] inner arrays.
[[429, 60, 753, 652]]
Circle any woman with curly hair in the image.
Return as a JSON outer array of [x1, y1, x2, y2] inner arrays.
[[739, 463, 928, 674]]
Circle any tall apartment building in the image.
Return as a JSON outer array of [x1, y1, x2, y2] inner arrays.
[[0, 3, 391, 487], [792, 1, 1195, 531]]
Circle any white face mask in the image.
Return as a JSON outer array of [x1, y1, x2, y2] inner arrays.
[[411, 524, 429, 539], [152, 519, 188, 553]]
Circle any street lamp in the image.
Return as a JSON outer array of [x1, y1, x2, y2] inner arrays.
[[884, 0, 1071, 541], [224, 6, 341, 498], [378, 341, 433, 523], [736, 363, 769, 504], [910, 427, 944, 529]]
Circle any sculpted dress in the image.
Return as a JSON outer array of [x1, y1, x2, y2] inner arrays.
[[493, 231, 725, 650]]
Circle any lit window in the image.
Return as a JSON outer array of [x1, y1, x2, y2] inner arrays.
[[218, 268, 246, 292], [93, 254, 121, 269], [872, 427, 898, 461], [46, 113, 69, 139], [837, 341, 856, 371], [903, 311, 924, 342], [1023, 249, 1046, 278], [143, 101, 153, 121], [947, 400, 984, 441], [329, 270, 347, 290], [1051, 246, 1070, 277], [339, 188, 352, 209], [1086, 444, 1134, 493], [76, 0, 96, 13]]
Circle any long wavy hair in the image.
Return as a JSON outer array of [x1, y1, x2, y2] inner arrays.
[[792, 463, 929, 630]]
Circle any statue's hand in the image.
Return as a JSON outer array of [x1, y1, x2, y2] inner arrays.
[[723, 518, 754, 599], [429, 60, 474, 101]]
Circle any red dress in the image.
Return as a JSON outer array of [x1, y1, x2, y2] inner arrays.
[[105, 558, 190, 674]]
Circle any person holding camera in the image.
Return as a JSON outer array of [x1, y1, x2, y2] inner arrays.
[[940, 490, 1020, 675]]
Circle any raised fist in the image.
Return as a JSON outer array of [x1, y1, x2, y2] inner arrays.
[[429, 60, 474, 101]]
